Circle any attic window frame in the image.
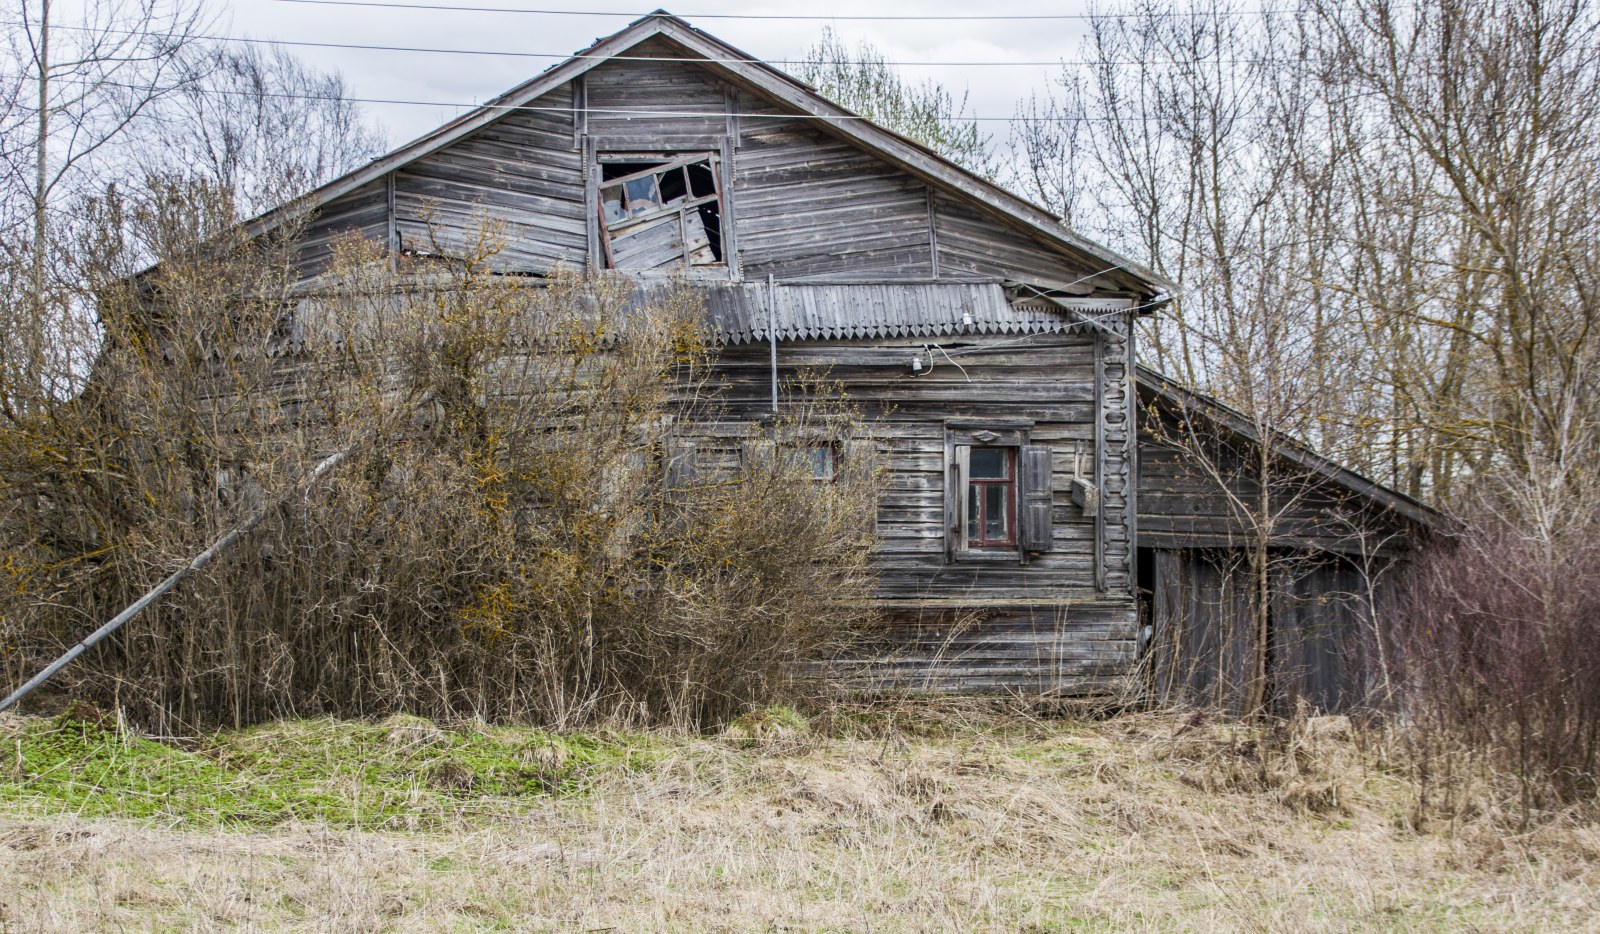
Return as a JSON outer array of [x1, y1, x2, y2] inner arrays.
[[597, 151, 725, 269]]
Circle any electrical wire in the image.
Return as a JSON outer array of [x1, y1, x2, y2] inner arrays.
[[75, 78, 1162, 123], [148, 33, 1299, 68], [46, 24, 1304, 68], [270, 0, 1311, 22]]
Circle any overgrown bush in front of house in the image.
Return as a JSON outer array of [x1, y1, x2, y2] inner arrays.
[[0, 189, 879, 732]]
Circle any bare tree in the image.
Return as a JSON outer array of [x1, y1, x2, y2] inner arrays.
[[1012, 0, 1600, 715], [1314, 0, 1600, 497], [1013, 1, 1378, 715], [0, 0, 207, 408], [136, 42, 386, 219], [795, 27, 997, 178]]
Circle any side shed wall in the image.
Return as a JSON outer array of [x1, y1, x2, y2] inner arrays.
[[1145, 549, 1378, 714]]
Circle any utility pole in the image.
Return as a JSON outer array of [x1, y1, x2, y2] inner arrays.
[[30, 0, 51, 382]]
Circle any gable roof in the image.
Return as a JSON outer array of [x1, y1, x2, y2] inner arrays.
[[1136, 366, 1437, 529], [241, 11, 1174, 298]]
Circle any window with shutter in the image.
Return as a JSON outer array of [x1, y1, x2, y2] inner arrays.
[[965, 447, 1016, 547], [944, 421, 1052, 562]]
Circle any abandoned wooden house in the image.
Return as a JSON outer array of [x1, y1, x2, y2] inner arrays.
[[243, 12, 1432, 712]]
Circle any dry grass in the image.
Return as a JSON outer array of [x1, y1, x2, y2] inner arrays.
[[1, 703, 1597, 932]]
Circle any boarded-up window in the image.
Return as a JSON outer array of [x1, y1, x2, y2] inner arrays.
[[599, 154, 724, 269]]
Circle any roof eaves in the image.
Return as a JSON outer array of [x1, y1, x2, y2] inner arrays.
[[1134, 365, 1439, 529]]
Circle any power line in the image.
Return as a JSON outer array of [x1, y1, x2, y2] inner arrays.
[[270, 0, 1305, 21], [164, 31, 1295, 68], [101, 78, 1091, 121], [100, 78, 1587, 127]]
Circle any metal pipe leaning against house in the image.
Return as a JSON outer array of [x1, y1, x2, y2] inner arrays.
[[0, 450, 350, 714]]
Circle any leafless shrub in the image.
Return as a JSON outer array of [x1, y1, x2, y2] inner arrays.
[[0, 189, 878, 732], [1387, 454, 1600, 827]]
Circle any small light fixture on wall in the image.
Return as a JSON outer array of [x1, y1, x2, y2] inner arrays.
[[910, 354, 924, 374]]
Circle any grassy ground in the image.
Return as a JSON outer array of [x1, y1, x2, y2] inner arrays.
[[0, 702, 1595, 932]]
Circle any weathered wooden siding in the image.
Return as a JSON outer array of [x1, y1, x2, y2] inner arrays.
[[833, 602, 1136, 693], [1269, 561, 1373, 713], [931, 191, 1102, 290], [287, 52, 1127, 289], [1145, 549, 1379, 713], [1136, 403, 1403, 556], [586, 39, 727, 150], [293, 180, 389, 280], [673, 326, 1140, 694], [731, 91, 936, 281], [1147, 549, 1255, 714], [702, 333, 1130, 598], [394, 83, 588, 270]]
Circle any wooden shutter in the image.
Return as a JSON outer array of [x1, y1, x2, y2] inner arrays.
[[947, 444, 969, 561], [1020, 444, 1055, 552]]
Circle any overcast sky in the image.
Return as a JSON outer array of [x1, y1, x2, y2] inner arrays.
[[220, 0, 1097, 152]]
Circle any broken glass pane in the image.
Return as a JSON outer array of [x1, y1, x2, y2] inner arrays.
[[688, 162, 718, 198], [598, 154, 725, 269], [657, 167, 688, 205], [623, 176, 661, 216]]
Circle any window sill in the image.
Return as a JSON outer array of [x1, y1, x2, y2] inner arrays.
[[950, 549, 1025, 566], [624, 267, 732, 282]]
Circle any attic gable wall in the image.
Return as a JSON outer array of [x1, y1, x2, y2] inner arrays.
[[293, 46, 1110, 288], [295, 180, 389, 280], [587, 39, 727, 149], [934, 191, 1104, 291], [1136, 401, 1420, 555], [393, 83, 586, 269], [733, 89, 936, 281]]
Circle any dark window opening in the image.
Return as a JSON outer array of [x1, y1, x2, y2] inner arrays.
[[782, 443, 836, 482], [964, 446, 1016, 548], [598, 155, 724, 270]]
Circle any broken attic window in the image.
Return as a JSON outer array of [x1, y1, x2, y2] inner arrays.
[[599, 155, 724, 270]]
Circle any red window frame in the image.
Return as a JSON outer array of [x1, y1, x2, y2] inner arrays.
[[966, 447, 1016, 548]]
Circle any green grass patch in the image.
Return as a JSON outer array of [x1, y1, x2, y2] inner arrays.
[[0, 708, 652, 831]]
